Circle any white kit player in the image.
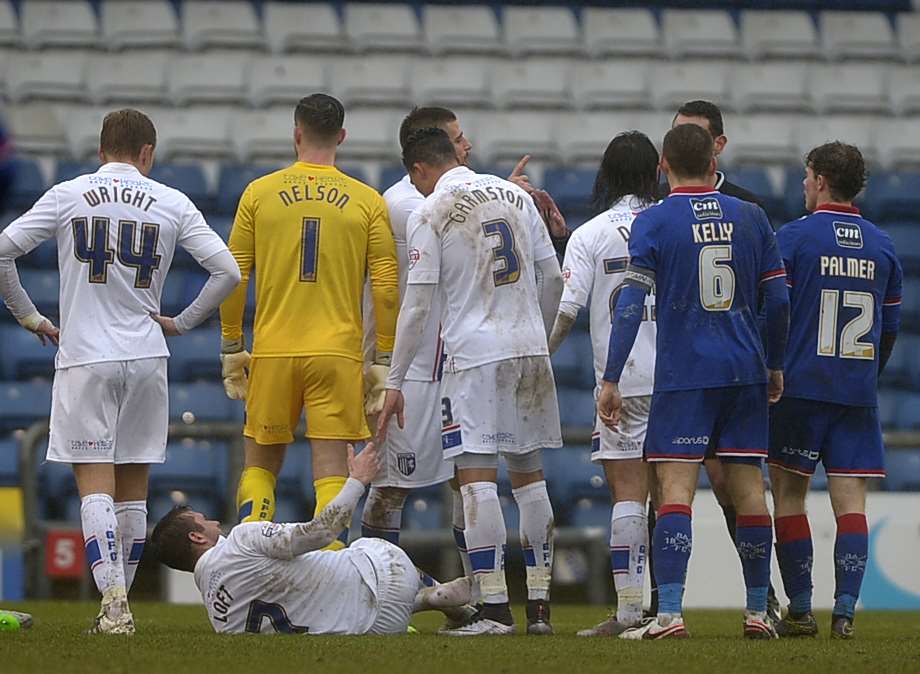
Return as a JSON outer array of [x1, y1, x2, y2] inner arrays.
[[547, 132, 661, 636], [0, 110, 240, 633], [150, 442, 471, 635], [379, 128, 564, 636]]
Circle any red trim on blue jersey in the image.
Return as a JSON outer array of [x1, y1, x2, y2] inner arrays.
[[883, 296, 902, 306], [669, 186, 718, 196], [814, 203, 860, 215], [760, 269, 786, 283]]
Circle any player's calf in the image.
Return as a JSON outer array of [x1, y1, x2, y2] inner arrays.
[[361, 486, 408, 544]]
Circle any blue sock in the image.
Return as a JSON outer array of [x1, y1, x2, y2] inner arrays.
[[360, 524, 399, 544], [775, 514, 814, 616], [834, 513, 868, 619], [654, 504, 692, 616], [735, 515, 773, 613]]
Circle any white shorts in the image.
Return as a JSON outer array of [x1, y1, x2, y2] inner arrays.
[[440, 356, 562, 459], [590, 393, 650, 462], [374, 379, 453, 489], [47, 358, 168, 464], [354, 538, 420, 635]]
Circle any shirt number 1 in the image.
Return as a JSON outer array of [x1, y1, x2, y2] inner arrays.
[[300, 217, 320, 282]]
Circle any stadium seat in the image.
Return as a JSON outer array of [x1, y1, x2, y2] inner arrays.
[[8, 157, 45, 210], [721, 115, 799, 166], [0, 435, 18, 485], [472, 112, 559, 164], [423, 5, 503, 56], [0, 325, 56, 380], [793, 116, 879, 169], [86, 52, 169, 105], [64, 107, 110, 159], [167, 326, 220, 382], [156, 108, 233, 162], [249, 56, 326, 108], [276, 442, 313, 520], [543, 167, 596, 214], [897, 12, 920, 63], [149, 163, 211, 211], [20, 0, 98, 49], [739, 10, 820, 60], [571, 61, 651, 111], [54, 160, 98, 184], [651, 62, 731, 113], [492, 59, 570, 110], [499, 495, 520, 532], [884, 223, 920, 275], [5, 104, 67, 155], [551, 329, 594, 388], [884, 449, 920, 491], [875, 119, 920, 170], [181, 0, 264, 51], [820, 11, 899, 62], [0, 0, 18, 47], [167, 54, 249, 106], [632, 112, 677, 152], [150, 440, 229, 493], [5, 52, 88, 103], [344, 3, 423, 54], [730, 166, 783, 217], [896, 392, 920, 430], [889, 66, 920, 116], [900, 278, 920, 329], [582, 8, 660, 58], [216, 164, 277, 215], [331, 56, 413, 108], [503, 6, 581, 57], [149, 491, 220, 524], [263, 1, 344, 54], [0, 381, 52, 431], [557, 389, 597, 429], [569, 498, 610, 529], [378, 165, 405, 193], [19, 269, 58, 316], [230, 108, 298, 163], [864, 172, 920, 222], [877, 389, 898, 429], [326, 110, 401, 162], [661, 9, 740, 59], [810, 64, 890, 115], [169, 382, 236, 422], [543, 446, 605, 505], [558, 112, 638, 165], [730, 63, 812, 114], [411, 59, 492, 110], [100, 0, 179, 50], [403, 496, 445, 530], [896, 333, 920, 388]]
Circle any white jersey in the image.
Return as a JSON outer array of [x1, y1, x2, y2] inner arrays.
[[407, 166, 556, 371], [381, 175, 443, 381], [560, 195, 656, 398], [194, 522, 382, 635], [3, 162, 227, 369]]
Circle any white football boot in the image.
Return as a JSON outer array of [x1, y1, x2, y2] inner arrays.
[[743, 610, 778, 639], [88, 587, 135, 635], [440, 617, 515, 636], [619, 613, 689, 640]]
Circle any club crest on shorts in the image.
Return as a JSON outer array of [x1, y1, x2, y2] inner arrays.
[[397, 452, 416, 476]]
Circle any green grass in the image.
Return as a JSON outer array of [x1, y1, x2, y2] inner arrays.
[[1, 602, 919, 674]]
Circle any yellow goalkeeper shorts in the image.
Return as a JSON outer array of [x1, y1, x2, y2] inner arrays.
[[244, 356, 369, 445]]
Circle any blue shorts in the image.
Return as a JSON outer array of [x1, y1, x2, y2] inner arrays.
[[768, 397, 885, 478], [644, 384, 768, 465]]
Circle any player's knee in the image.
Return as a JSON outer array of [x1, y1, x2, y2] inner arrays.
[[506, 450, 544, 489]]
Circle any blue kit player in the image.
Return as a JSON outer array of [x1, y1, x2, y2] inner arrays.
[[598, 124, 790, 640], [768, 143, 902, 641]]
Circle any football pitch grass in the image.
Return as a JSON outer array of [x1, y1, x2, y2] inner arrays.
[[1, 602, 919, 674]]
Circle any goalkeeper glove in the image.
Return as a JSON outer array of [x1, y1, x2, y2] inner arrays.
[[220, 336, 251, 401], [364, 352, 391, 416]]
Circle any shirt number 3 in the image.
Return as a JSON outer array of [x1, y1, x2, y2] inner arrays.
[[482, 219, 520, 286]]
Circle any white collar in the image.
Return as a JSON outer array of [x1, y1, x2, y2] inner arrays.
[[98, 162, 143, 176], [433, 165, 476, 194]]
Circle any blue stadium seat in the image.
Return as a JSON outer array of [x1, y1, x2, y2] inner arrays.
[[558, 388, 596, 428], [879, 331, 910, 388], [864, 172, 920, 223], [18, 269, 59, 316], [150, 440, 229, 492], [9, 157, 45, 210], [782, 167, 807, 222], [168, 382, 237, 421], [0, 325, 56, 380], [167, 326, 220, 382], [543, 167, 596, 214], [732, 166, 784, 221], [149, 492, 220, 524], [895, 392, 920, 429], [404, 496, 445, 530], [339, 165, 368, 185], [900, 278, 920, 330], [15, 237, 57, 270], [149, 164, 210, 211], [160, 270, 188, 315], [883, 222, 920, 274], [883, 449, 920, 491], [500, 495, 520, 532], [901, 334, 920, 390], [275, 442, 313, 521], [210, 215, 234, 242], [568, 498, 610, 528], [0, 381, 51, 431], [215, 164, 278, 215], [543, 445, 606, 508], [378, 164, 405, 192], [551, 330, 594, 388], [877, 389, 899, 429], [54, 160, 98, 184], [0, 436, 18, 486]]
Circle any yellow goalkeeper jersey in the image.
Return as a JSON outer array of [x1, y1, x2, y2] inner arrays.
[[220, 161, 398, 360]]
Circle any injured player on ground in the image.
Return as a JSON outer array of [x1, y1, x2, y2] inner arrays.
[[150, 442, 471, 634]]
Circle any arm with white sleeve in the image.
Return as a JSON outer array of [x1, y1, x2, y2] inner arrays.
[[548, 228, 592, 353]]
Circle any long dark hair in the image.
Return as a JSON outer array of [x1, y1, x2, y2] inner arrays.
[[591, 131, 660, 213]]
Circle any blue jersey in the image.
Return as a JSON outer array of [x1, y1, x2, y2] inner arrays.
[[776, 204, 902, 407], [626, 188, 785, 392]]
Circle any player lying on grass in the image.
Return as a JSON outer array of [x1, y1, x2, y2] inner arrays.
[[150, 442, 471, 635]]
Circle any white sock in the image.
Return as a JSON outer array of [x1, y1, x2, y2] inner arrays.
[[512, 480, 554, 601], [451, 487, 480, 603], [81, 493, 126, 598], [360, 487, 406, 544], [115, 500, 147, 592], [611, 500, 648, 625], [460, 481, 508, 604]]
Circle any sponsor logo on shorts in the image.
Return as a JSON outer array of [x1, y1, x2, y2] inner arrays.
[[70, 439, 114, 454], [689, 197, 723, 221], [780, 445, 820, 461], [833, 221, 863, 249], [672, 435, 710, 446], [397, 452, 416, 476], [261, 424, 289, 434], [480, 432, 515, 445]]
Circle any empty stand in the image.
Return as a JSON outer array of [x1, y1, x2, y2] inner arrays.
[[101, 0, 180, 50], [411, 59, 492, 109], [876, 119, 920, 169], [503, 6, 580, 57], [155, 108, 233, 161], [889, 65, 920, 116], [20, 0, 98, 49], [492, 59, 570, 110], [230, 108, 296, 163], [810, 64, 890, 115], [344, 3, 423, 54], [331, 56, 412, 108], [249, 56, 327, 108], [181, 0, 263, 51], [731, 63, 812, 114], [582, 8, 660, 58], [558, 112, 638, 165], [0, 0, 17, 47], [6, 52, 87, 103], [0, 381, 52, 431], [898, 12, 920, 62], [167, 54, 250, 106], [651, 62, 731, 112], [821, 10, 900, 61], [661, 9, 740, 59], [263, 1, 343, 54], [570, 61, 651, 111], [471, 112, 559, 164], [423, 5, 503, 56], [87, 52, 169, 105], [740, 10, 821, 60], [723, 115, 801, 165]]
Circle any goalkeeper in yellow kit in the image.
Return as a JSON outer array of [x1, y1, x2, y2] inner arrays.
[[219, 94, 398, 548]]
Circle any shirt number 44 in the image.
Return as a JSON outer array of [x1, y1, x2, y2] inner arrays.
[[71, 216, 161, 288]]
